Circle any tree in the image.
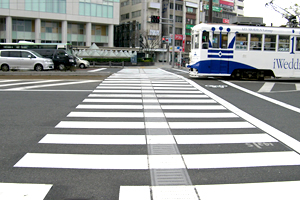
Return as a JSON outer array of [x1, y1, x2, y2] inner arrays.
[[138, 30, 162, 56]]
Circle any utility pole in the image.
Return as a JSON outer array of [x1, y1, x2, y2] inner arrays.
[[171, 0, 175, 68], [208, 0, 213, 23]]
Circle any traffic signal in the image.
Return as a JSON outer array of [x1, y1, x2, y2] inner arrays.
[[162, 37, 166, 43], [151, 15, 160, 23]]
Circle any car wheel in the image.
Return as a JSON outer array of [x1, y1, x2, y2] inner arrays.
[[1, 64, 9, 72], [35, 64, 43, 71], [79, 63, 85, 69], [58, 64, 65, 71]]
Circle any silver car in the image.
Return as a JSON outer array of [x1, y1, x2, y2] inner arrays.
[[0, 49, 54, 71], [75, 56, 90, 69]]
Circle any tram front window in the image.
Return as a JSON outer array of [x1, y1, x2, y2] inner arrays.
[[202, 31, 209, 49], [213, 33, 227, 49]]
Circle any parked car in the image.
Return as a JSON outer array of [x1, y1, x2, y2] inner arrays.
[[75, 56, 90, 69], [0, 49, 54, 71], [32, 49, 76, 70]]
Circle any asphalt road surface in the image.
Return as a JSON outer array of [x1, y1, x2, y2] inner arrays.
[[1, 67, 300, 200]]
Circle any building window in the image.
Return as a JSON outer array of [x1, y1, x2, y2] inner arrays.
[[121, 0, 129, 7], [175, 16, 183, 23], [237, 6, 244, 10], [132, 0, 141, 5], [121, 13, 130, 20], [0, 0, 9, 9], [170, 3, 183, 11], [132, 10, 141, 18], [25, 0, 66, 13], [186, 7, 195, 13], [175, 28, 182, 34], [79, 1, 113, 18], [12, 19, 33, 32]]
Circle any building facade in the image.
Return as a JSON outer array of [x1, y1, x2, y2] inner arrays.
[[0, 0, 120, 47], [118, 0, 244, 60]]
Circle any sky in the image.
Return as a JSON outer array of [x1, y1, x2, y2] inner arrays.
[[243, 0, 299, 26]]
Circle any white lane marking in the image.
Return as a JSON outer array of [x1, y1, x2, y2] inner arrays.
[[39, 134, 146, 145], [101, 83, 190, 87], [156, 94, 208, 98], [0, 80, 20, 83], [83, 98, 216, 103], [169, 122, 255, 129], [88, 94, 142, 98], [14, 153, 148, 169], [55, 121, 145, 129], [0, 80, 61, 88], [76, 104, 225, 110], [39, 134, 276, 145], [97, 86, 197, 90], [152, 186, 199, 200], [147, 135, 176, 144], [55, 121, 252, 129], [257, 82, 275, 93], [0, 182, 52, 200], [172, 68, 189, 73], [175, 133, 278, 144], [76, 104, 143, 109], [88, 68, 107, 72], [119, 186, 151, 200], [67, 111, 144, 118], [148, 155, 187, 169], [92, 90, 202, 94], [83, 98, 143, 103], [66, 112, 237, 118], [160, 105, 226, 110], [223, 80, 300, 114], [157, 99, 216, 103], [8, 80, 100, 90], [296, 83, 300, 90], [164, 112, 238, 118], [0, 89, 94, 92], [183, 151, 300, 169], [119, 182, 300, 200], [196, 181, 300, 200], [158, 70, 300, 155]]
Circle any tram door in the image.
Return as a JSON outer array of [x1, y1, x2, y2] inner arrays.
[[211, 33, 229, 74]]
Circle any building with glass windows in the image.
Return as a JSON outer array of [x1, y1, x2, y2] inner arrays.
[[0, 0, 120, 47], [118, 0, 244, 61]]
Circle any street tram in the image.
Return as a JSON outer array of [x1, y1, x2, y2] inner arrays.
[[187, 23, 300, 80]]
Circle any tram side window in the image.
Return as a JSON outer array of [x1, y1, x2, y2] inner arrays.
[[296, 37, 300, 51], [195, 34, 200, 49], [278, 35, 290, 52], [202, 31, 209, 49], [235, 33, 248, 50], [264, 35, 276, 51], [250, 34, 262, 50]]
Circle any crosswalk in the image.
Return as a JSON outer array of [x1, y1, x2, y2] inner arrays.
[[0, 79, 101, 91], [4, 68, 300, 199]]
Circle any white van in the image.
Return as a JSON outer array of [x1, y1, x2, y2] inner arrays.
[[0, 49, 54, 71]]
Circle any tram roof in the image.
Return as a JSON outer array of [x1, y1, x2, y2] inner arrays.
[[192, 23, 300, 35]]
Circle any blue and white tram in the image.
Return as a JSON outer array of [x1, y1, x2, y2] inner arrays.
[[187, 23, 300, 80]]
